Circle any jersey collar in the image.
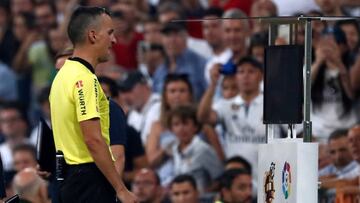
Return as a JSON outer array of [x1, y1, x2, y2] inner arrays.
[[68, 57, 95, 74]]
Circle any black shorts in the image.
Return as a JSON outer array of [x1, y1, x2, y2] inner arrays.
[[59, 163, 117, 203]]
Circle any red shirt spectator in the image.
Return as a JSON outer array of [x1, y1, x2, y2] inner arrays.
[[112, 32, 143, 71], [211, 0, 253, 15]]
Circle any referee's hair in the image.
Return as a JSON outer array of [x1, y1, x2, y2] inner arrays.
[[170, 174, 197, 190], [68, 6, 111, 45]]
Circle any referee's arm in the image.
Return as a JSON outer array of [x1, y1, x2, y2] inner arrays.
[[80, 118, 137, 203]]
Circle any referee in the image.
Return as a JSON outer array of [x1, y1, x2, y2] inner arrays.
[[49, 7, 137, 203]]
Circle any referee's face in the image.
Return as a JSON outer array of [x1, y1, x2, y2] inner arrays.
[[96, 14, 116, 63]]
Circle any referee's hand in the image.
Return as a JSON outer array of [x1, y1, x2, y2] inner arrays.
[[117, 189, 138, 203]]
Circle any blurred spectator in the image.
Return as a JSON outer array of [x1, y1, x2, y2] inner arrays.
[[198, 57, 266, 181], [132, 168, 169, 203], [180, 0, 205, 39], [0, 62, 18, 102], [148, 74, 224, 186], [218, 169, 253, 203], [80, 0, 110, 7], [318, 141, 332, 170], [0, 102, 29, 172], [250, 0, 278, 34], [305, 10, 327, 48], [111, 8, 143, 70], [271, 0, 319, 16], [12, 168, 49, 203], [99, 76, 127, 176], [28, 25, 64, 93], [157, 1, 213, 59], [351, 56, 360, 97], [11, 12, 38, 72], [46, 26, 68, 64], [225, 156, 252, 172], [147, 74, 194, 186], [123, 125, 148, 188], [319, 129, 358, 180], [98, 76, 148, 187], [12, 144, 37, 172], [315, 0, 347, 17], [311, 27, 357, 141], [0, 2, 18, 66], [169, 105, 223, 193], [248, 32, 267, 64], [220, 75, 238, 99], [202, 7, 233, 86], [30, 85, 51, 145], [209, 0, 253, 15], [96, 51, 124, 81], [347, 125, 360, 173], [138, 42, 165, 82], [321, 125, 360, 189], [153, 23, 207, 101], [336, 20, 360, 62], [222, 9, 250, 64], [10, 0, 34, 16], [54, 47, 73, 71], [111, 0, 149, 22], [170, 174, 199, 203], [202, 7, 225, 56], [120, 71, 161, 144], [34, 1, 57, 34], [11, 11, 41, 108], [143, 17, 163, 45], [340, 0, 360, 16], [224, 156, 257, 198]]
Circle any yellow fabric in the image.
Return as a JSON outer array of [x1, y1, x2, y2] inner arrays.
[[49, 59, 110, 165]]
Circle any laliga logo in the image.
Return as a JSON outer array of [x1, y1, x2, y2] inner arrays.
[[282, 162, 291, 199]]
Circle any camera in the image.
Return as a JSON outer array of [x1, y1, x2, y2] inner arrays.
[[219, 60, 236, 75]]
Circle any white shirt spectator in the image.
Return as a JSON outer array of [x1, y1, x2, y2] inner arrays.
[[0, 143, 13, 171], [272, 0, 319, 15], [213, 94, 267, 180], [0, 139, 30, 172], [172, 136, 223, 193], [319, 161, 359, 178], [127, 94, 161, 144], [204, 49, 233, 85], [311, 70, 357, 142], [337, 164, 360, 180], [187, 37, 213, 60]]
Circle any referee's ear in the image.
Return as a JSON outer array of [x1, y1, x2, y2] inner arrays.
[[88, 30, 97, 44]]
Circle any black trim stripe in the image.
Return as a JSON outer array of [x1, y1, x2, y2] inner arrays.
[[69, 57, 95, 74]]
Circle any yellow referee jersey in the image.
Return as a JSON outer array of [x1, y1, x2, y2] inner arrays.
[[49, 58, 110, 165]]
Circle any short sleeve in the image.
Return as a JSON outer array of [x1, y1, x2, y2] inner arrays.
[[73, 75, 100, 122]]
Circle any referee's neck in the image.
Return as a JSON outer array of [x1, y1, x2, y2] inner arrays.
[[72, 48, 98, 69]]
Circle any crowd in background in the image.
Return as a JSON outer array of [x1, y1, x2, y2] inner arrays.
[[0, 0, 360, 202]]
